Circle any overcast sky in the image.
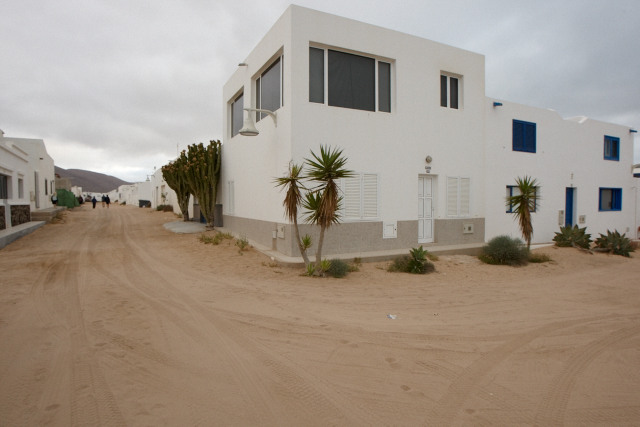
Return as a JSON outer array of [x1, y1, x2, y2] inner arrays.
[[2, 0, 638, 182]]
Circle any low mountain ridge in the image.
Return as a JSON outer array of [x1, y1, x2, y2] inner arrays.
[[55, 166, 133, 193]]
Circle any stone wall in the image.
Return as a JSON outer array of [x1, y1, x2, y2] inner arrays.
[[11, 205, 30, 226]]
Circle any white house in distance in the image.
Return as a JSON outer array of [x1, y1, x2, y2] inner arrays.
[[0, 129, 56, 233], [220, 6, 637, 257]]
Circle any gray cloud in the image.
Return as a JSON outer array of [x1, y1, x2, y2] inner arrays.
[[1, 0, 638, 182]]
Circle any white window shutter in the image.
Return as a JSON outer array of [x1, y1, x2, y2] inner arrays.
[[447, 177, 458, 216], [342, 176, 361, 219], [362, 174, 378, 218], [460, 178, 470, 216]]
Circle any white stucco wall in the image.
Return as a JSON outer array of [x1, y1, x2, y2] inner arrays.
[[485, 101, 636, 243], [220, 5, 637, 254], [222, 5, 486, 228], [0, 131, 55, 217]]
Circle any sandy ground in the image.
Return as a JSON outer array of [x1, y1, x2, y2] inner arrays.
[[1, 204, 639, 426]]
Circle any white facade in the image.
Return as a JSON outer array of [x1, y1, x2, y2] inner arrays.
[[220, 6, 636, 256], [0, 130, 56, 231]]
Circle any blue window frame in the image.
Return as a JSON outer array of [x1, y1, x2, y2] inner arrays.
[[604, 135, 620, 161], [599, 188, 622, 211], [512, 119, 536, 153], [506, 185, 537, 213]]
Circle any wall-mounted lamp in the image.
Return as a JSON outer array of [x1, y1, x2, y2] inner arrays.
[[631, 129, 637, 133], [238, 62, 248, 67], [425, 155, 432, 173], [493, 102, 503, 107], [239, 108, 278, 136]]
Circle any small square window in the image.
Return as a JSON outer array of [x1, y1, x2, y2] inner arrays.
[[604, 135, 620, 161], [513, 120, 536, 153], [440, 74, 460, 109], [599, 188, 622, 211]]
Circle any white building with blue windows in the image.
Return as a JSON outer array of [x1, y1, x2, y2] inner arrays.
[[220, 5, 636, 257]]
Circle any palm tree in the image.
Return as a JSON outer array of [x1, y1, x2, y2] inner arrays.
[[507, 176, 540, 249], [274, 162, 311, 267], [303, 145, 353, 271]]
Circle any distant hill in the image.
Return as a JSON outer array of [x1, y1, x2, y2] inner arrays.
[[55, 166, 133, 193]]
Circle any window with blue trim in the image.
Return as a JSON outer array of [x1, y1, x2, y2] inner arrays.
[[506, 185, 537, 213], [599, 188, 622, 211], [512, 120, 536, 153], [603, 135, 620, 161]]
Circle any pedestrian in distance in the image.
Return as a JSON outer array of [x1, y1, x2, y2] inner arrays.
[[105, 195, 111, 208], [101, 195, 106, 208], [92, 196, 97, 209]]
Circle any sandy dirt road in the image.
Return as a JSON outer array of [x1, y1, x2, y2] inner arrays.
[[1, 204, 639, 426]]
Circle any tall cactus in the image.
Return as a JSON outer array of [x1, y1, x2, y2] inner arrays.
[[161, 151, 191, 221], [183, 140, 222, 228]]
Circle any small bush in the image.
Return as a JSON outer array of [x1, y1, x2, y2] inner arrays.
[[319, 259, 332, 275], [528, 252, 552, 263], [156, 204, 174, 212], [199, 234, 215, 244], [553, 225, 592, 249], [305, 263, 315, 277], [212, 232, 233, 245], [349, 257, 362, 272], [327, 259, 350, 278], [236, 235, 250, 254], [479, 235, 529, 266], [388, 246, 435, 274], [594, 230, 635, 257]]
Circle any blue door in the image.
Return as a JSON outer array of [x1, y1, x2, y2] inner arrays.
[[565, 188, 574, 227]]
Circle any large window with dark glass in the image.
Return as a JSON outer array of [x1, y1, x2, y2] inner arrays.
[[256, 57, 281, 121], [231, 92, 244, 137], [309, 47, 391, 113]]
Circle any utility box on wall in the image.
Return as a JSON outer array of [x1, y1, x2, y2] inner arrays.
[[463, 223, 474, 234]]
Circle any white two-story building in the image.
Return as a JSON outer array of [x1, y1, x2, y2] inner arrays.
[[220, 5, 636, 257]]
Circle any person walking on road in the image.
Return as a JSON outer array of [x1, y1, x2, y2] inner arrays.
[[92, 196, 97, 209]]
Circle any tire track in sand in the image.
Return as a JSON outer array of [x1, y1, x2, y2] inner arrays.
[[534, 323, 640, 426], [91, 207, 382, 425], [425, 315, 618, 425]]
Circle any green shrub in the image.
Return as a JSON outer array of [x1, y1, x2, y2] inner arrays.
[[235, 235, 250, 254], [156, 204, 174, 212], [199, 234, 214, 244], [528, 252, 552, 263], [349, 257, 362, 272], [327, 259, 350, 278], [594, 230, 635, 257], [479, 235, 529, 266], [212, 232, 233, 245], [56, 189, 79, 208], [388, 246, 435, 274], [305, 263, 316, 277], [553, 225, 592, 249]]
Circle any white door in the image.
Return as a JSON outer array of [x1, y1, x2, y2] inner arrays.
[[418, 176, 434, 243]]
